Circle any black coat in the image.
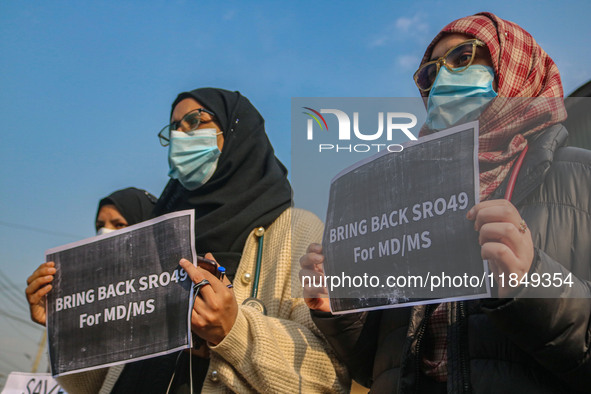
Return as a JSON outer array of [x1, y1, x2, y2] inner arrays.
[[313, 124, 591, 393]]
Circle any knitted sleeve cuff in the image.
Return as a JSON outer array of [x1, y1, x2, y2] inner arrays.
[[208, 307, 251, 366]]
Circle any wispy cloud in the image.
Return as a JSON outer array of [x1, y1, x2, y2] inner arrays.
[[397, 54, 421, 71], [395, 15, 429, 35], [369, 13, 430, 48], [370, 35, 389, 48], [223, 9, 236, 21]]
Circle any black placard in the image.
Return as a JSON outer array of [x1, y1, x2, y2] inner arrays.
[[46, 210, 196, 376]]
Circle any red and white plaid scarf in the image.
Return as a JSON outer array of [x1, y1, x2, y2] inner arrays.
[[419, 12, 567, 200]]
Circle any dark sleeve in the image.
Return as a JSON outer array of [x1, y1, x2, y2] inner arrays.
[[482, 248, 591, 392], [311, 310, 382, 388]]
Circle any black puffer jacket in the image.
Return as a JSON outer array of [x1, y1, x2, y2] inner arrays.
[[313, 125, 591, 393]]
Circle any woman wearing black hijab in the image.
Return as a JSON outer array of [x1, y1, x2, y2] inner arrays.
[[154, 88, 293, 280], [57, 88, 348, 393], [95, 187, 158, 234]]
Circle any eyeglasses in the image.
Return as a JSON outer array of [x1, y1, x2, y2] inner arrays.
[[413, 39, 486, 92], [158, 107, 216, 147]]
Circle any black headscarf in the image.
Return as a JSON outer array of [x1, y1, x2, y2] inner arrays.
[[95, 187, 157, 230], [152, 88, 292, 278]]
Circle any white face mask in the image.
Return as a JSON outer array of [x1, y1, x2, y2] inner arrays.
[[96, 227, 117, 235], [426, 65, 498, 131], [167, 128, 222, 191]]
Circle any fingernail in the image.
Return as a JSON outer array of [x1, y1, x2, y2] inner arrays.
[[466, 208, 474, 220], [179, 258, 189, 265]]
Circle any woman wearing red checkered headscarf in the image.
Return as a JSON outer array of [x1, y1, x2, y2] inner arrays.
[[419, 12, 567, 199], [305, 12, 591, 393]]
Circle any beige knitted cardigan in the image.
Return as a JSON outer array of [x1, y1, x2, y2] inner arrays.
[[57, 208, 350, 393]]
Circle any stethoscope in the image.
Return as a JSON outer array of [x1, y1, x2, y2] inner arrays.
[[191, 226, 267, 315], [241, 227, 267, 315]]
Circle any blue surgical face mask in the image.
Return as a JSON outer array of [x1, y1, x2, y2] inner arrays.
[[168, 128, 222, 191], [426, 65, 498, 131]]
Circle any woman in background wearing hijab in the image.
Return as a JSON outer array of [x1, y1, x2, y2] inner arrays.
[[26, 187, 157, 326], [303, 12, 591, 393], [95, 187, 158, 235], [56, 88, 348, 393]]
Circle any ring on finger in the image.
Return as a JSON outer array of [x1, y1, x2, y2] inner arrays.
[[518, 219, 527, 234]]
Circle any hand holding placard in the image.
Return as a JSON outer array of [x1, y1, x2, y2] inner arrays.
[[180, 254, 237, 346], [299, 243, 330, 313], [468, 199, 534, 298], [25, 261, 56, 326]]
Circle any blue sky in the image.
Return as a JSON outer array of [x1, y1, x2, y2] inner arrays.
[[1, 0, 590, 380]]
